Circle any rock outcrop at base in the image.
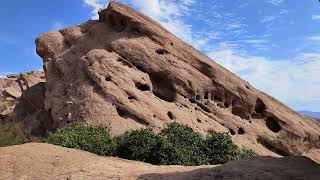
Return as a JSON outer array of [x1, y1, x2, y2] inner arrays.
[[0, 143, 319, 180], [0, 71, 45, 120], [0, 71, 53, 136], [35, 2, 320, 157]]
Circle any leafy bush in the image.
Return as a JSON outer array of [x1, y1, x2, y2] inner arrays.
[[114, 128, 164, 164], [47, 122, 255, 166], [0, 115, 29, 147], [240, 148, 257, 158], [47, 123, 115, 156], [0, 119, 29, 147], [203, 133, 255, 164], [159, 123, 208, 165]]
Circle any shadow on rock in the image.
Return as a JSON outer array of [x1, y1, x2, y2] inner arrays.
[[138, 156, 320, 180]]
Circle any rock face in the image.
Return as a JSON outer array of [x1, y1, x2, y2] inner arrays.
[[35, 2, 320, 157], [0, 71, 45, 120], [0, 143, 319, 180], [0, 71, 52, 136]]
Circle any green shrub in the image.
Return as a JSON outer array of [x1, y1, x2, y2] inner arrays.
[[159, 123, 208, 165], [203, 133, 255, 164], [0, 116, 29, 147], [46, 122, 255, 166], [114, 128, 164, 164], [240, 148, 257, 158], [47, 123, 115, 156]]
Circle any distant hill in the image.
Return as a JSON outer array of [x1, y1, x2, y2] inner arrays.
[[299, 111, 320, 120]]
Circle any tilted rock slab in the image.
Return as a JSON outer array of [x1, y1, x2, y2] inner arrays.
[[36, 2, 320, 157], [0, 143, 319, 180]]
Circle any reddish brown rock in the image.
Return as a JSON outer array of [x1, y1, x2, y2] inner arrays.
[[0, 143, 319, 180], [0, 71, 45, 119], [35, 2, 320, 158]]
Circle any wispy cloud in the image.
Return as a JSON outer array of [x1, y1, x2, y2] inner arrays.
[[312, 15, 320, 20], [208, 49, 320, 104], [298, 53, 320, 61], [84, 0, 206, 49], [268, 0, 285, 6], [307, 36, 320, 42], [82, 0, 320, 110], [260, 16, 277, 24], [83, 0, 109, 19], [0, 72, 17, 78]]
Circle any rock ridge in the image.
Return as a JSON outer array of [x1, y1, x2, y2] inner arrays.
[[35, 2, 320, 158]]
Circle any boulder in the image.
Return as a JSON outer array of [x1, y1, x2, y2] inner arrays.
[[35, 2, 320, 158], [0, 143, 319, 180]]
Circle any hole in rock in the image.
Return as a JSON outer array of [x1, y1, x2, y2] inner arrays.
[[105, 77, 112, 81], [213, 95, 218, 101], [232, 106, 249, 120], [224, 102, 230, 108], [128, 96, 136, 100], [116, 107, 126, 117], [257, 138, 289, 156], [150, 72, 176, 102], [167, 111, 174, 120], [64, 39, 72, 48], [245, 85, 250, 89], [196, 94, 201, 100], [156, 49, 169, 55], [255, 98, 266, 114], [229, 129, 236, 135], [136, 65, 147, 73], [120, 19, 127, 26], [189, 98, 196, 104], [198, 103, 212, 113], [204, 92, 209, 99], [303, 137, 308, 142], [170, 42, 174, 46], [238, 127, 245, 135], [135, 82, 150, 91], [266, 117, 281, 133], [116, 106, 149, 126], [197, 119, 202, 123]]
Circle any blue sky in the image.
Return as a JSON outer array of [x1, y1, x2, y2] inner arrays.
[[0, 0, 320, 112]]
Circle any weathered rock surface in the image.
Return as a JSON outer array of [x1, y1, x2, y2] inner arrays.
[[35, 2, 320, 158], [0, 71, 45, 120], [0, 143, 319, 180]]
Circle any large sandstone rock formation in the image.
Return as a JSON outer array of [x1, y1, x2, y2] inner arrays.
[[0, 71, 45, 120], [0, 71, 53, 137], [0, 143, 319, 180], [35, 2, 320, 157]]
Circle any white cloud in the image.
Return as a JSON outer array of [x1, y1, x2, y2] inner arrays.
[[312, 15, 320, 20], [123, 0, 202, 47], [208, 49, 320, 105], [298, 53, 320, 61], [82, 0, 320, 110], [0, 72, 17, 78], [83, 0, 109, 19], [268, 0, 285, 6], [307, 36, 320, 42], [260, 16, 277, 24], [83, 0, 205, 49]]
